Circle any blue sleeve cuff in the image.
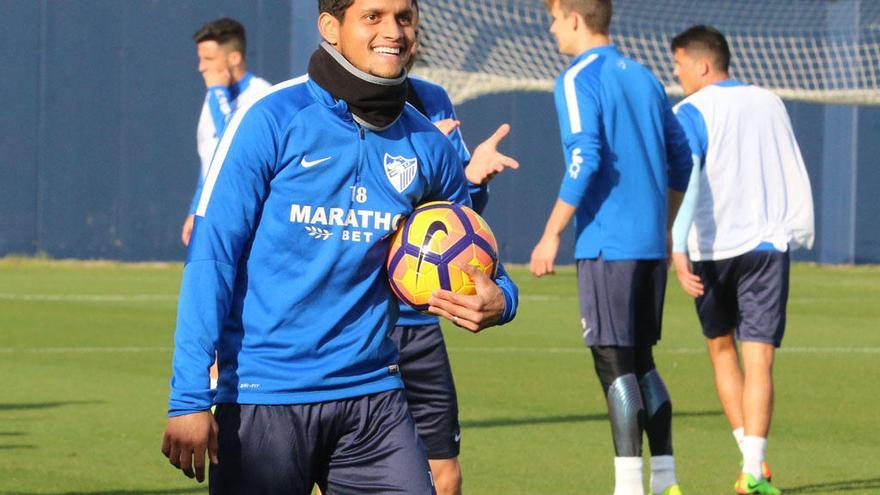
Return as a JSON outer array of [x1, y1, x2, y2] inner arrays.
[[493, 263, 519, 325], [469, 183, 489, 214], [168, 380, 215, 417]]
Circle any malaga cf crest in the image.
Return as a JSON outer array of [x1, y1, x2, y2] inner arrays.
[[384, 153, 418, 193]]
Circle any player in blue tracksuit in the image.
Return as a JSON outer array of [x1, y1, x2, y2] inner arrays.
[[531, 2, 692, 494], [161, 1, 517, 493], [396, 74, 520, 495], [181, 18, 271, 247], [186, 70, 270, 219]]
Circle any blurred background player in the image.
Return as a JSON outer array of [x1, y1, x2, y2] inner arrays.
[[161, 0, 518, 492], [530, 1, 692, 494], [392, 7, 521, 493], [181, 17, 271, 247], [669, 25, 814, 495]]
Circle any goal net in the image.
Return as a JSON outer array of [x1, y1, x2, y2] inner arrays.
[[412, 0, 880, 105]]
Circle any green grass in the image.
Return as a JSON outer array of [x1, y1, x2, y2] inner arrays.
[[0, 259, 878, 494]]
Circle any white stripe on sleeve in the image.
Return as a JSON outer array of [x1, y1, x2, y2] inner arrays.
[[563, 54, 599, 134]]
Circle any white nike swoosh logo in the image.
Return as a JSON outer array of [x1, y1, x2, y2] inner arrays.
[[301, 156, 332, 168], [454, 432, 461, 442]]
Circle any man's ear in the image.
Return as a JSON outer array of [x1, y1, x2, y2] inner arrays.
[[698, 59, 711, 78], [569, 11, 581, 32], [318, 12, 341, 45], [228, 50, 243, 68]]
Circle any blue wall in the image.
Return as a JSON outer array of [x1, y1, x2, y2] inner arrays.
[[1, 1, 294, 260], [1, 1, 878, 263]]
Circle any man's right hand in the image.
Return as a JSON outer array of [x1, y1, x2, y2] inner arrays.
[[202, 67, 232, 88], [427, 265, 504, 333], [161, 411, 219, 483], [671, 252, 704, 298], [530, 233, 560, 277]]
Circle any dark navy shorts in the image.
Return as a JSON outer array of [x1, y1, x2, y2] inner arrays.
[[692, 249, 790, 347], [389, 324, 461, 459], [209, 390, 435, 495], [576, 258, 667, 347]]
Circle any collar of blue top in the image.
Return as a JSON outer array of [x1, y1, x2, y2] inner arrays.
[[308, 41, 408, 131]]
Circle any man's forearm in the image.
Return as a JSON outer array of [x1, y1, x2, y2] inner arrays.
[[543, 198, 577, 237], [667, 189, 684, 231]]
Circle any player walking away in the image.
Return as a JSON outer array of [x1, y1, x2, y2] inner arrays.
[[160, 1, 518, 493], [530, 1, 692, 494], [388, 7, 521, 493], [181, 17, 271, 247], [669, 25, 814, 495]]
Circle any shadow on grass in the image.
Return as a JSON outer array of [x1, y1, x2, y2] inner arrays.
[[2, 490, 205, 495], [784, 477, 880, 493], [0, 403, 102, 452], [0, 430, 32, 450], [0, 401, 103, 411], [461, 409, 721, 428]]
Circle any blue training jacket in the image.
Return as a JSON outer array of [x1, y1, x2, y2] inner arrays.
[[553, 45, 692, 260], [169, 74, 512, 416], [397, 77, 518, 327]]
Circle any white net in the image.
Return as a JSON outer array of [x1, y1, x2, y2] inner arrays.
[[413, 0, 880, 104]]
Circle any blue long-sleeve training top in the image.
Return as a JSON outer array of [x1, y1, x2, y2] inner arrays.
[[170, 74, 495, 416], [553, 45, 692, 260]]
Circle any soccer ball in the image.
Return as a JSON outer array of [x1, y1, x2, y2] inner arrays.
[[386, 201, 499, 312]]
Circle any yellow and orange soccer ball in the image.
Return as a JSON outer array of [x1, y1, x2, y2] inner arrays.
[[386, 201, 499, 312]]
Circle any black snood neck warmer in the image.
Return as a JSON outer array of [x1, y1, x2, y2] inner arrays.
[[308, 41, 408, 131]]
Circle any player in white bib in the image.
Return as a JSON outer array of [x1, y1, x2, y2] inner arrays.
[[181, 18, 271, 247], [669, 25, 814, 495]]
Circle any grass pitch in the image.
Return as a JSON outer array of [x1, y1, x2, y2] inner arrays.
[[0, 259, 878, 494]]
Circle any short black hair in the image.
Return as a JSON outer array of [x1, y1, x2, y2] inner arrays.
[[193, 17, 246, 56], [318, 0, 419, 22], [671, 25, 731, 73]]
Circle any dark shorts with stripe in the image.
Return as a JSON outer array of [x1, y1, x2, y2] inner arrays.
[[692, 249, 790, 347], [389, 323, 461, 459], [209, 390, 435, 495], [576, 258, 667, 347]]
